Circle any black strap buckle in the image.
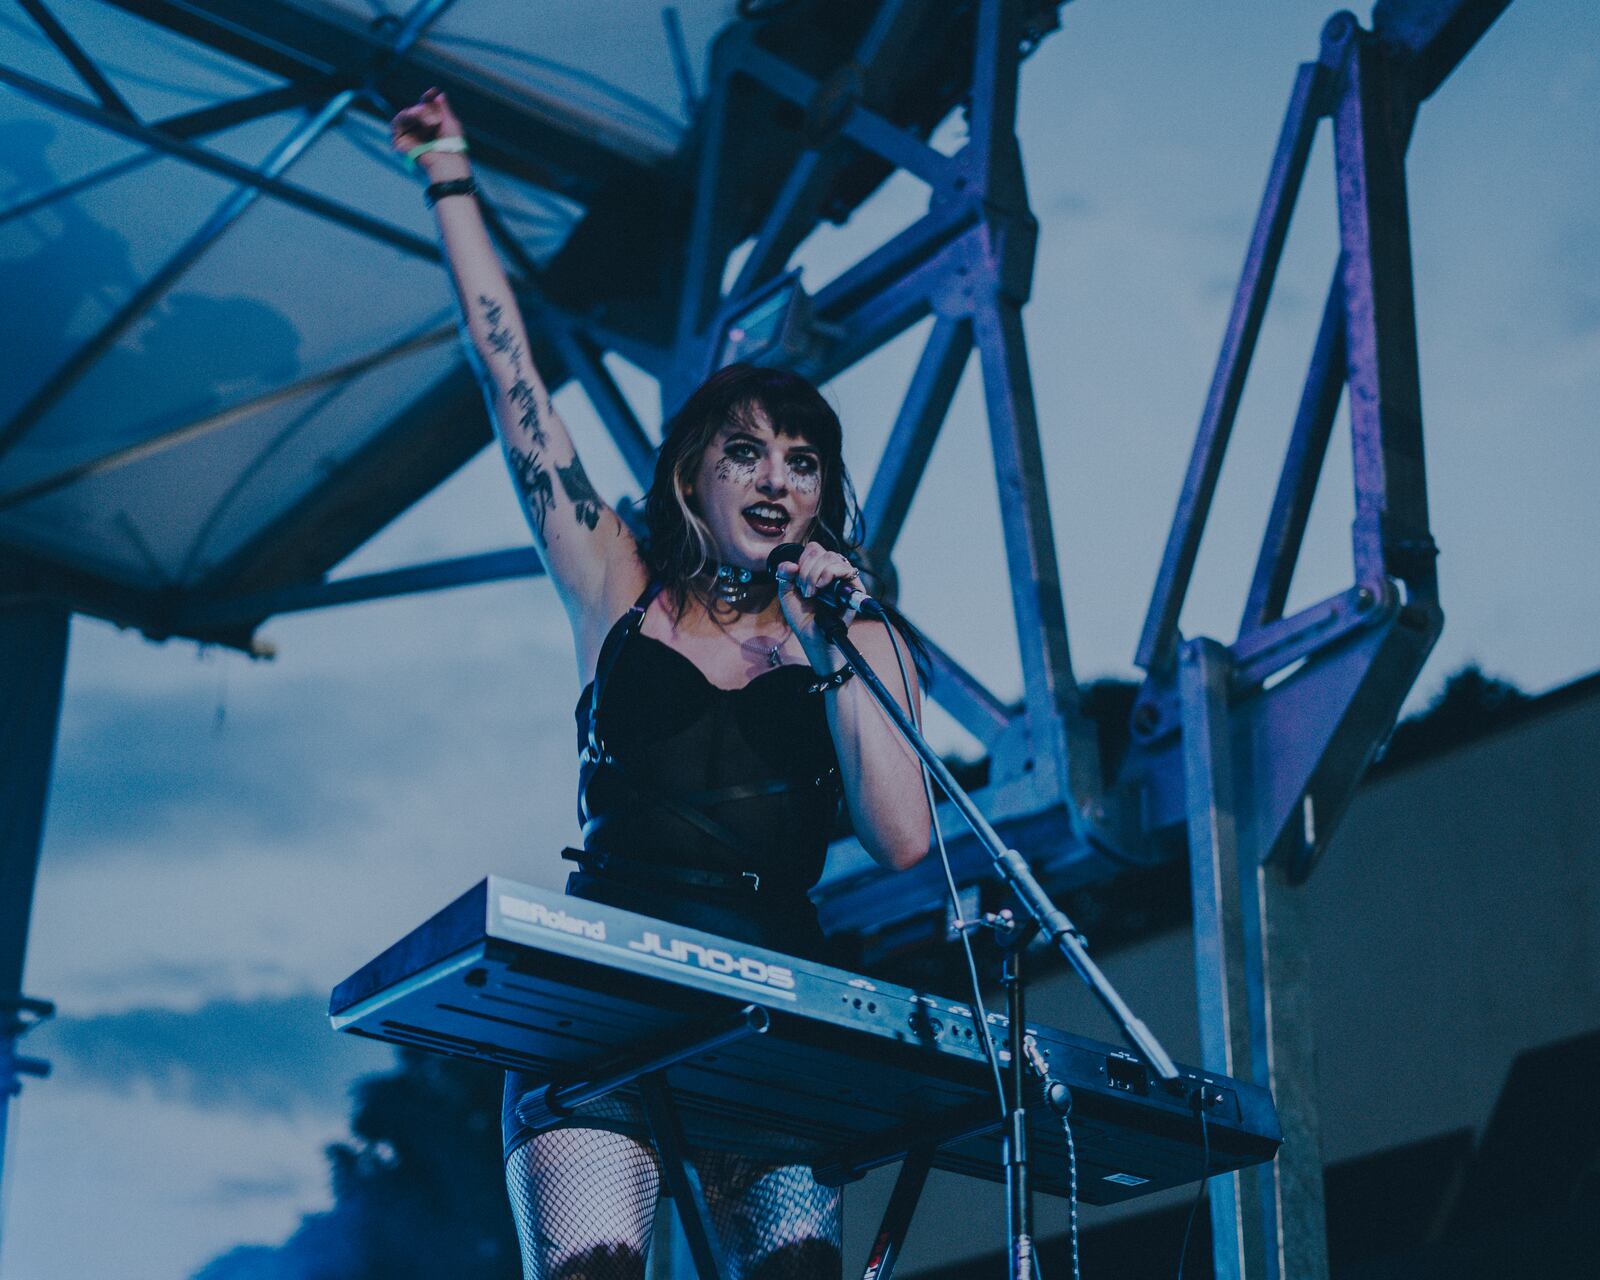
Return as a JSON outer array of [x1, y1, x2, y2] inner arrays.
[[564, 848, 763, 895]]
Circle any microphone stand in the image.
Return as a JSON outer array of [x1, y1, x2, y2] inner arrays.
[[998, 910, 1040, 1280], [817, 612, 1178, 1278], [816, 611, 1179, 1082]]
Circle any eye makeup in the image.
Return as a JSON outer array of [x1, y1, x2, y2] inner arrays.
[[786, 453, 821, 495], [710, 427, 822, 499], [715, 430, 763, 479]]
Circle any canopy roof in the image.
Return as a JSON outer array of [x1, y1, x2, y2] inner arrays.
[[0, 0, 998, 646]]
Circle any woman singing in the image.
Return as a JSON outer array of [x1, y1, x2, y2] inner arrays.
[[393, 89, 931, 1280]]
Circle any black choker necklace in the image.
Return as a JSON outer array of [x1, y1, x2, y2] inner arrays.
[[709, 563, 772, 604]]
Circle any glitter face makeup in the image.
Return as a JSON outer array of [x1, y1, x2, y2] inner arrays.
[[787, 459, 821, 497], [689, 409, 823, 571]]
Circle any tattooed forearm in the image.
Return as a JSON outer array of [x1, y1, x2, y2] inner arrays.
[[478, 294, 524, 367], [507, 445, 555, 539], [507, 378, 546, 447], [476, 295, 602, 541], [475, 294, 550, 449], [557, 459, 602, 530]]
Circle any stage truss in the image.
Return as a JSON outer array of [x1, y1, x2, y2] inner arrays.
[[0, 2, 1514, 1275]]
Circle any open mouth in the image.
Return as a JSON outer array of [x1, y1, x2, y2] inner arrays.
[[741, 502, 790, 538]]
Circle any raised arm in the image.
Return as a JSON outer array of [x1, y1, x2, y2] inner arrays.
[[391, 90, 646, 668]]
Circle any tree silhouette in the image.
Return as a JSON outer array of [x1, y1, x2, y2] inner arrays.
[[1374, 664, 1532, 775], [194, 1050, 519, 1280]]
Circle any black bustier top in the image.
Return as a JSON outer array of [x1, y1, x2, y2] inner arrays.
[[573, 588, 841, 907]]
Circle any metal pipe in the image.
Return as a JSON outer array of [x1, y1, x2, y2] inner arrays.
[[662, 6, 698, 119], [0, 84, 323, 228], [1239, 270, 1347, 633], [730, 41, 958, 192], [1136, 60, 1330, 675], [0, 63, 440, 262], [18, 0, 135, 118], [173, 545, 547, 632], [0, 0, 468, 466], [861, 317, 972, 568], [0, 89, 360, 464], [525, 1004, 768, 1127], [0, 605, 70, 1248], [820, 615, 1178, 1080], [388, 0, 462, 56], [1004, 943, 1034, 1279], [0, 326, 457, 513]]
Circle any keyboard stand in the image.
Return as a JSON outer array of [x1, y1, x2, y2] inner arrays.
[[512, 1004, 772, 1280], [855, 1147, 934, 1280], [510, 1001, 1021, 1280], [641, 1071, 730, 1280], [639, 1082, 951, 1280]]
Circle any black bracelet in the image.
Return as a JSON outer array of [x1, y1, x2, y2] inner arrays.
[[806, 666, 855, 695], [424, 177, 477, 208]]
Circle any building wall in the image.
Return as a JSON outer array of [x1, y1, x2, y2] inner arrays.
[[840, 681, 1600, 1272]]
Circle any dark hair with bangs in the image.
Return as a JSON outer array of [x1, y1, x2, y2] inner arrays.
[[642, 363, 863, 609], [641, 364, 929, 679]]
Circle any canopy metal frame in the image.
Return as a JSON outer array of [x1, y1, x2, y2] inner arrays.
[[0, 3, 1514, 1275]]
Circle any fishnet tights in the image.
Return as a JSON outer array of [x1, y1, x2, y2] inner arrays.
[[505, 1127, 842, 1280]]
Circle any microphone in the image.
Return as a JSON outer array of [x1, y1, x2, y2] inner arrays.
[[765, 543, 885, 619]]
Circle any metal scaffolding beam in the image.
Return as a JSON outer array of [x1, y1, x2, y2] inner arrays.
[[0, 63, 441, 269], [0, 85, 366, 463], [0, 602, 69, 1250], [18, 0, 135, 119], [0, 6, 1515, 1274], [96, 0, 674, 198]]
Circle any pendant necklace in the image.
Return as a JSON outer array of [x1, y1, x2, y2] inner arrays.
[[709, 564, 781, 665]]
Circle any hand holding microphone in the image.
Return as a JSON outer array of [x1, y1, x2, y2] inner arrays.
[[766, 542, 885, 621]]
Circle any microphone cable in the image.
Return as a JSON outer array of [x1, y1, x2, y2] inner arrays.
[[1053, 1100, 1082, 1280], [1061, 1108, 1081, 1280], [1176, 1098, 1212, 1278], [1024, 1036, 1082, 1280]]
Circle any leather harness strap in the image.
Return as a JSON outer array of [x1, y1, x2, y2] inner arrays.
[[577, 583, 828, 877]]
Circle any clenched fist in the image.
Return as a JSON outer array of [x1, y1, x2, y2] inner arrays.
[[390, 88, 469, 179]]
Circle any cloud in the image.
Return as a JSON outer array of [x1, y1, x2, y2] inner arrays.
[[189, 1171, 314, 1208], [40, 991, 392, 1114], [3, 1077, 343, 1280], [1551, 218, 1600, 337], [47, 674, 436, 858], [46, 588, 584, 869], [54, 955, 306, 1007], [1049, 190, 1096, 218], [1187, 207, 1254, 244]]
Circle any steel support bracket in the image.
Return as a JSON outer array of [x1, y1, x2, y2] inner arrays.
[[1181, 637, 1329, 1280]]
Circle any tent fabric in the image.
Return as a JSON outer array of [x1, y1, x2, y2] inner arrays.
[[0, 0, 736, 614]]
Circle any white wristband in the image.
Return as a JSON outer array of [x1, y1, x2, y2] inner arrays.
[[405, 136, 469, 170]]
